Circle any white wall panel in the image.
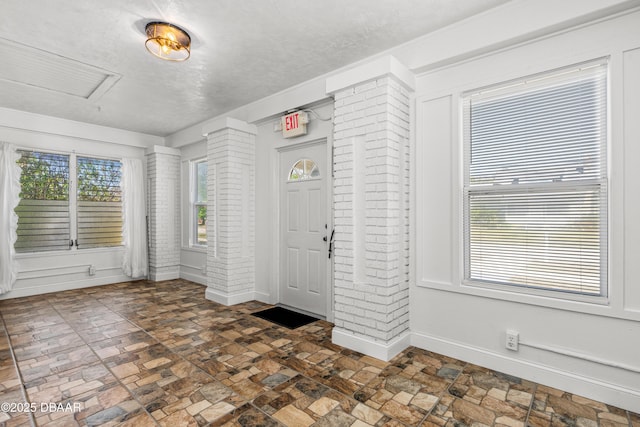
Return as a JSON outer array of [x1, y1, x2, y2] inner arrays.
[[623, 47, 640, 312], [417, 95, 454, 287], [413, 9, 640, 412]]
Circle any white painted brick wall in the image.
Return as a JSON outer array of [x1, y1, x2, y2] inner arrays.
[[207, 127, 256, 297], [146, 151, 181, 280], [333, 75, 411, 343]]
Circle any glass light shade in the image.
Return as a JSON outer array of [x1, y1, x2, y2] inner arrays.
[[145, 22, 191, 61]]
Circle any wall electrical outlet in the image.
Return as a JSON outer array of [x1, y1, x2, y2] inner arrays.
[[88, 265, 96, 276], [506, 330, 519, 351]]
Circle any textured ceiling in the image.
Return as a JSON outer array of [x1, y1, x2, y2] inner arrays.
[[0, 0, 509, 137]]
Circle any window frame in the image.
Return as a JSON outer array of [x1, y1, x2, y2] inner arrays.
[[15, 149, 124, 253], [76, 155, 123, 250], [461, 59, 609, 300], [14, 150, 71, 253], [190, 158, 207, 248], [288, 158, 321, 182]]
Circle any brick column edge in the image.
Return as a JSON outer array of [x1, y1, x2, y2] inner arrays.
[[204, 118, 257, 306], [327, 56, 414, 361]]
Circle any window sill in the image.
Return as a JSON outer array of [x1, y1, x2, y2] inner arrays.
[[181, 246, 207, 254], [460, 278, 609, 306], [415, 278, 640, 322], [15, 246, 124, 259]]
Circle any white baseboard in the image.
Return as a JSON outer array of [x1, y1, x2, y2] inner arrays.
[[253, 291, 271, 304], [0, 274, 133, 300], [411, 332, 640, 414], [332, 328, 411, 362], [205, 287, 255, 306], [149, 267, 180, 282], [179, 270, 207, 285]]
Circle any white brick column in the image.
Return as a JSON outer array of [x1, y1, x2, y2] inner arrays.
[[327, 56, 414, 361], [203, 118, 257, 305], [146, 146, 181, 281]]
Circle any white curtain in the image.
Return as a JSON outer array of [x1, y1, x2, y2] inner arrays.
[[121, 158, 148, 278], [0, 142, 21, 294]]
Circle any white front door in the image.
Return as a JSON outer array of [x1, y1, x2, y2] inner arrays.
[[279, 142, 328, 316]]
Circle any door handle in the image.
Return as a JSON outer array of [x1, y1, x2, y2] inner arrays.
[[327, 229, 335, 259]]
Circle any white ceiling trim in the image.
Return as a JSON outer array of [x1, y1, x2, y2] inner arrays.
[[0, 107, 163, 148], [325, 55, 415, 95], [167, 0, 639, 148]]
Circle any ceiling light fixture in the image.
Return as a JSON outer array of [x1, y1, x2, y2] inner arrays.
[[145, 21, 191, 61]]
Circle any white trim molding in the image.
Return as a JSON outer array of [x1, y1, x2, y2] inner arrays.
[[145, 145, 181, 157], [148, 266, 180, 282], [326, 55, 416, 95], [332, 328, 411, 362], [0, 273, 133, 300], [411, 332, 640, 413], [0, 107, 163, 148], [179, 269, 207, 286], [253, 291, 271, 305], [202, 117, 258, 138], [205, 288, 255, 306]]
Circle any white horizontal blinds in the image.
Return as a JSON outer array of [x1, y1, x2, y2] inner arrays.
[[14, 151, 71, 252], [77, 157, 123, 249], [464, 60, 607, 296]]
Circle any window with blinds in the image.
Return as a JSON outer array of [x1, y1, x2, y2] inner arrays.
[[77, 157, 123, 249], [15, 151, 71, 252], [462, 59, 608, 296], [14, 151, 123, 252]]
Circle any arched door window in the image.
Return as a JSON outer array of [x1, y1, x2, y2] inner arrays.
[[288, 159, 320, 181]]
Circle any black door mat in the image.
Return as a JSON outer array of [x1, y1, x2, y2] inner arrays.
[[251, 306, 319, 329]]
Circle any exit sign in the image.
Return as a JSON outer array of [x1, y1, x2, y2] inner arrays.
[[281, 111, 308, 138]]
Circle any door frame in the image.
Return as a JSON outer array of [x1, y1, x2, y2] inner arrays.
[[274, 137, 333, 321]]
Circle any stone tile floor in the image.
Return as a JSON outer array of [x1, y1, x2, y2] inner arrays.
[[0, 279, 637, 427]]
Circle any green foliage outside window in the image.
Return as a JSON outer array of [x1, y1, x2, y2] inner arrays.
[[77, 158, 122, 202], [198, 205, 207, 225], [17, 152, 69, 200]]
